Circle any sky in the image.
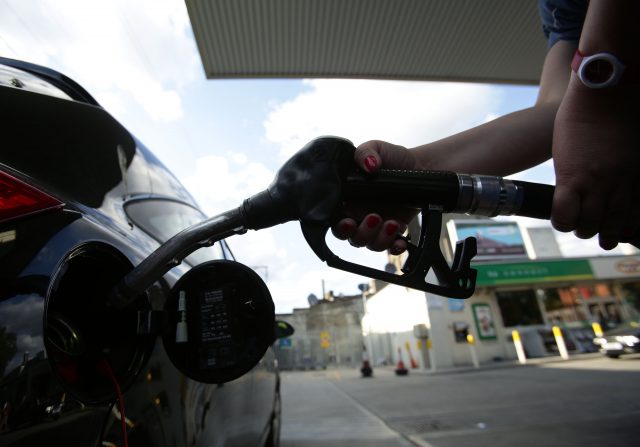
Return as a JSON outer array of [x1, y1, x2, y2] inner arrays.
[[1, 0, 635, 313]]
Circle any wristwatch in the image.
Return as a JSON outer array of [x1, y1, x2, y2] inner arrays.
[[571, 50, 627, 89]]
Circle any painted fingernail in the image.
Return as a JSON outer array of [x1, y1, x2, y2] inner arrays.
[[340, 222, 355, 234], [364, 155, 378, 172], [385, 223, 399, 236], [366, 215, 380, 228]]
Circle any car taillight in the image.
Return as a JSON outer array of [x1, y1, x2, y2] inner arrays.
[[0, 170, 64, 223]]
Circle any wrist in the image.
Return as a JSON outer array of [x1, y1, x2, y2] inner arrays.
[[566, 71, 638, 97], [411, 143, 454, 172], [562, 72, 638, 124]]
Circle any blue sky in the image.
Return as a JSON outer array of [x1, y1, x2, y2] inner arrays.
[[2, 0, 633, 312]]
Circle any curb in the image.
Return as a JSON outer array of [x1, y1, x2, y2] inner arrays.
[[401, 352, 604, 376]]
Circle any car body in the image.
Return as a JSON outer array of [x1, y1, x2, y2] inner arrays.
[[0, 57, 281, 447], [593, 321, 640, 359]]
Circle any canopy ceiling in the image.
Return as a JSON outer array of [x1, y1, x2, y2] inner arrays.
[[186, 0, 547, 85]]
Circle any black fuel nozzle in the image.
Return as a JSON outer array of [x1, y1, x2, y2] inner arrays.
[[241, 137, 356, 230]]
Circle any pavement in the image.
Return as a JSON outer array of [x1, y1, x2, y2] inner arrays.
[[279, 354, 640, 447], [280, 369, 415, 447]]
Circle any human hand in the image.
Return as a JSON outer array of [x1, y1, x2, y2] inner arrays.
[[551, 81, 640, 250], [331, 140, 421, 253]]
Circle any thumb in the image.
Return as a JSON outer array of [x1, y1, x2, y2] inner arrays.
[[354, 140, 415, 174], [354, 140, 384, 173]]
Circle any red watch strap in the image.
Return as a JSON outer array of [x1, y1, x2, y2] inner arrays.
[[571, 49, 585, 74]]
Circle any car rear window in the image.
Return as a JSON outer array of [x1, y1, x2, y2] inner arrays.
[[124, 199, 224, 265]]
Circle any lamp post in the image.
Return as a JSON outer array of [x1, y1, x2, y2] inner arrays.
[[358, 283, 375, 365]]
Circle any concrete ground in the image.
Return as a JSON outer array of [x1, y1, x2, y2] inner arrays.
[[279, 355, 640, 447]]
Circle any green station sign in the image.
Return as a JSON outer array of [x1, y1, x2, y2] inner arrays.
[[474, 259, 593, 286]]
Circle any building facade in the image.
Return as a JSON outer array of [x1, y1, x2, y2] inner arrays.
[[273, 295, 365, 370], [366, 254, 640, 370], [364, 216, 640, 370]]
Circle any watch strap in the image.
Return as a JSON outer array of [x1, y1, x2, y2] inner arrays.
[[572, 49, 640, 87]]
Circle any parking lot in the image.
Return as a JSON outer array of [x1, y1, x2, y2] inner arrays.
[[280, 355, 640, 447]]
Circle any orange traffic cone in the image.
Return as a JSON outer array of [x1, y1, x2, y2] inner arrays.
[[360, 359, 373, 378], [395, 347, 409, 376]]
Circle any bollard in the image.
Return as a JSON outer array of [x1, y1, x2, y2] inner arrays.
[[511, 330, 527, 364], [552, 326, 570, 360], [592, 322, 603, 338], [426, 338, 437, 371], [466, 334, 479, 368]]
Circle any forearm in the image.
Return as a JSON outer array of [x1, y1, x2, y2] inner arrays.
[[408, 39, 576, 177], [578, 0, 640, 60], [409, 103, 556, 176]]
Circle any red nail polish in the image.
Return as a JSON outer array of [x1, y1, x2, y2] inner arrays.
[[364, 156, 378, 172], [340, 222, 354, 233], [366, 215, 380, 228], [385, 223, 399, 236]]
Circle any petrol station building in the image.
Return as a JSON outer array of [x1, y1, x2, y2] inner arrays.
[[363, 217, 640, 370]]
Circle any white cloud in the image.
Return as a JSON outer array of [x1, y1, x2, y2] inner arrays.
[[0, 0, 199, 122], [264, 79, 500, 160], [231, 152, 249, 165], [182, 154, 275, 215]]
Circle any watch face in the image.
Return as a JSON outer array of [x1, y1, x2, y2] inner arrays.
[[576, 52, 626, 88], [584, 58, 614, 84]]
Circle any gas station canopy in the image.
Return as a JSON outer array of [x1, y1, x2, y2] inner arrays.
[[186, 0, 548, 85]]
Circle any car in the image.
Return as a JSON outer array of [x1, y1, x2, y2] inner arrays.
[[0, 56, 284, 447], [593, 321, 640, 359]]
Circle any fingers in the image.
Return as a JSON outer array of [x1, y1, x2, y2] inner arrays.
[[573, 192, 606, 240], [550, 185, 580, 233], [552, 183, 636, 250], [367, 219, 408, 252], [332, 218, 357, 240], [598, 185, 630, 250], [350, 214, 382, 248], [332, 215, 407, 253]]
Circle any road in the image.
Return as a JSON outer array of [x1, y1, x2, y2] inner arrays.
[[279, 356, 640, 447]]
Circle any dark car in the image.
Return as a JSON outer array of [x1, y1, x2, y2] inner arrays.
[[593, 321, 640, 359], [0, 57, 282, 447]]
